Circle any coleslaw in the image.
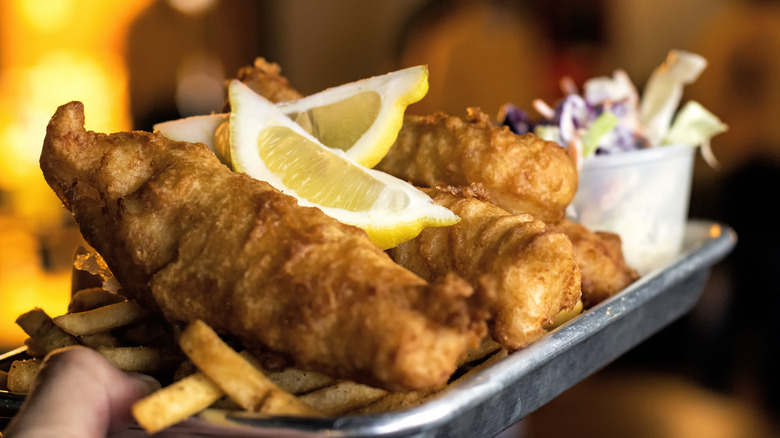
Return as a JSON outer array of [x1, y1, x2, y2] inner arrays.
[[499, 50, 728, 274], [499, 50, 727, 169]]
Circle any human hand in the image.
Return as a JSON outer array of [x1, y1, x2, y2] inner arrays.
[[2, 346, 159, 438]]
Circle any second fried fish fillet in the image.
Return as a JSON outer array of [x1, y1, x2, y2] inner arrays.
[[375, 109, 578, 223], [388, 186, 582, 350], [551, 220, 639, 308], [232, 59, 576, 222], [40, 101, 493, 391], [235, 57, 304, 104]]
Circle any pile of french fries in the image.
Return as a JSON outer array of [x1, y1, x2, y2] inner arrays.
[[0, 247, 511, 434]]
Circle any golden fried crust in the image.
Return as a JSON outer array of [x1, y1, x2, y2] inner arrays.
[[389, 186, 582, 350], [40, 101, 493, 391], [235, 57, 304, 103], [551, 220, 639, 308], [375, 109, 578, 223]]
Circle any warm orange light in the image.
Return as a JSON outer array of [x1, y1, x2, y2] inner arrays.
[[709, 224, 722, 239], [0, 0, 153, 348]]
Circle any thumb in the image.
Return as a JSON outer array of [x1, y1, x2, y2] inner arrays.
[[3, 346, 160, 438]]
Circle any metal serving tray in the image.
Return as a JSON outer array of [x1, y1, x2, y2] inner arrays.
[[1, 220, 736, 437]]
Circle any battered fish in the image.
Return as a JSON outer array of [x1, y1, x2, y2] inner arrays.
[[40, 101, 493, 391], [389, 185, 581, 350], [235, 58, 304, 104], [375, 109, 578, 223], [233, 61, 577, 223], [551, 220, 639, 308]]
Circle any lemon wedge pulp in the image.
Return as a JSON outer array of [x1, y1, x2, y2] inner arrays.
[[154, 65, 428, 168], [277, 65, 428, 167], [228, 79, 457, 249]]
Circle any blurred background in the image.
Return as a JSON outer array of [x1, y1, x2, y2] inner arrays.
[[1, 0, 779, 436]]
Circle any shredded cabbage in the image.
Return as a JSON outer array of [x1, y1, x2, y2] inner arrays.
[[499, 49, 727, 166]]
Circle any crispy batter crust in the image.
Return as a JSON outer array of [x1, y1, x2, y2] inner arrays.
[[235, 58, 304, 104], [40, 101, 493, 391], [389, 186, 582, 350], [375, 109, 578, 223], [551, 220, 639, 308]]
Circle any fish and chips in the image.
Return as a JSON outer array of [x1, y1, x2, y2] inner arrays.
[[0, 57, 641, 434]]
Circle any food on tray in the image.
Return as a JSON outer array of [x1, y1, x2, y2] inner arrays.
[[15, 308, 78, 354], [375, 109, 578, 223], [156, 60, 428, 168], [39, 101, 493, 392], [234, 57, 304, 104], [1, 56, 647, 434], [5, 359, 40, 393], [176, 320, 320, 417], [274, 64, 429, 167], [499, 49, 727, 166], [132, 370, 225, 434], [155, 65, 444, 249], [226, 79, 458, 249], [388, 185, 581, 349], [499, 50, 727, 275], [3, 259, 507, 433], [234, 57, 638, 301], [224, 60, 578, 224], [550, 220, 639, 308]]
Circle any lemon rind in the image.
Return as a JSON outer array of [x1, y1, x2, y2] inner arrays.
[[228, 79, 457, 249]]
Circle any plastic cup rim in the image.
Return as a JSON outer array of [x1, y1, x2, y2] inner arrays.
[[580, 143, 696, 170]]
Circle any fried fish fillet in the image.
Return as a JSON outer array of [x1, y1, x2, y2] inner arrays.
[[232, 61, 577, 223], [375, 109, 578, 223], [235, 57, 304, 104], [388, 185, 581, 350], [551, 220, 639, 308], [40, 101, 493, 391]]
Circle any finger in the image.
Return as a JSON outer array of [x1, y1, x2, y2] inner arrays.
[[3, 346, 159, 438]]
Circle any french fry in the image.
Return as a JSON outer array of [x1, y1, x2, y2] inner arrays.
[[450, 348, 509, 385], [7, 359, 41, 393], [68, 287, 125, 313], [350, 385, 442, 415], [77, 332, 122, 349], [113, 319, 173, 347], [179, 320, 320, 416], [23, 337, 49, 358], [132, 372, 224, 434], [544, 299, 584, 330], [16, 308, 78, 354], [53, 300, 149, 337], [458, 337, 501, 366], [238, 351, 335, 395], [96, 346, 178, 374], [299, 381, 388, 416], [267, 367, 336, 395]]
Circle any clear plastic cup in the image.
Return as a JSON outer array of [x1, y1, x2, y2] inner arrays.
[[569, 144, 696, 275]]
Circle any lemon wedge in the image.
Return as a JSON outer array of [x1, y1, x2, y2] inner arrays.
[[276, 65, 428, 167], [228, 79, 458, 249], [154, 65, 428, 168]]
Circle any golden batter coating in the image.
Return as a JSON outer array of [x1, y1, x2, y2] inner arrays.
[[235, 57, 304, 104], [40, 101, 493, 391], [375, 109, 578, 223], [389, 186, 581, 350], [551, 220, 639, 308]]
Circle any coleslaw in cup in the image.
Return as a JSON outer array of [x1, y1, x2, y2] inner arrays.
[[501, 50, 727, 274]]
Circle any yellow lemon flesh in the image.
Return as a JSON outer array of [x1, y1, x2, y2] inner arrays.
[[154, 65, 428, 168], [277, 65, 428, 167], [228, 79, 457, 249]]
